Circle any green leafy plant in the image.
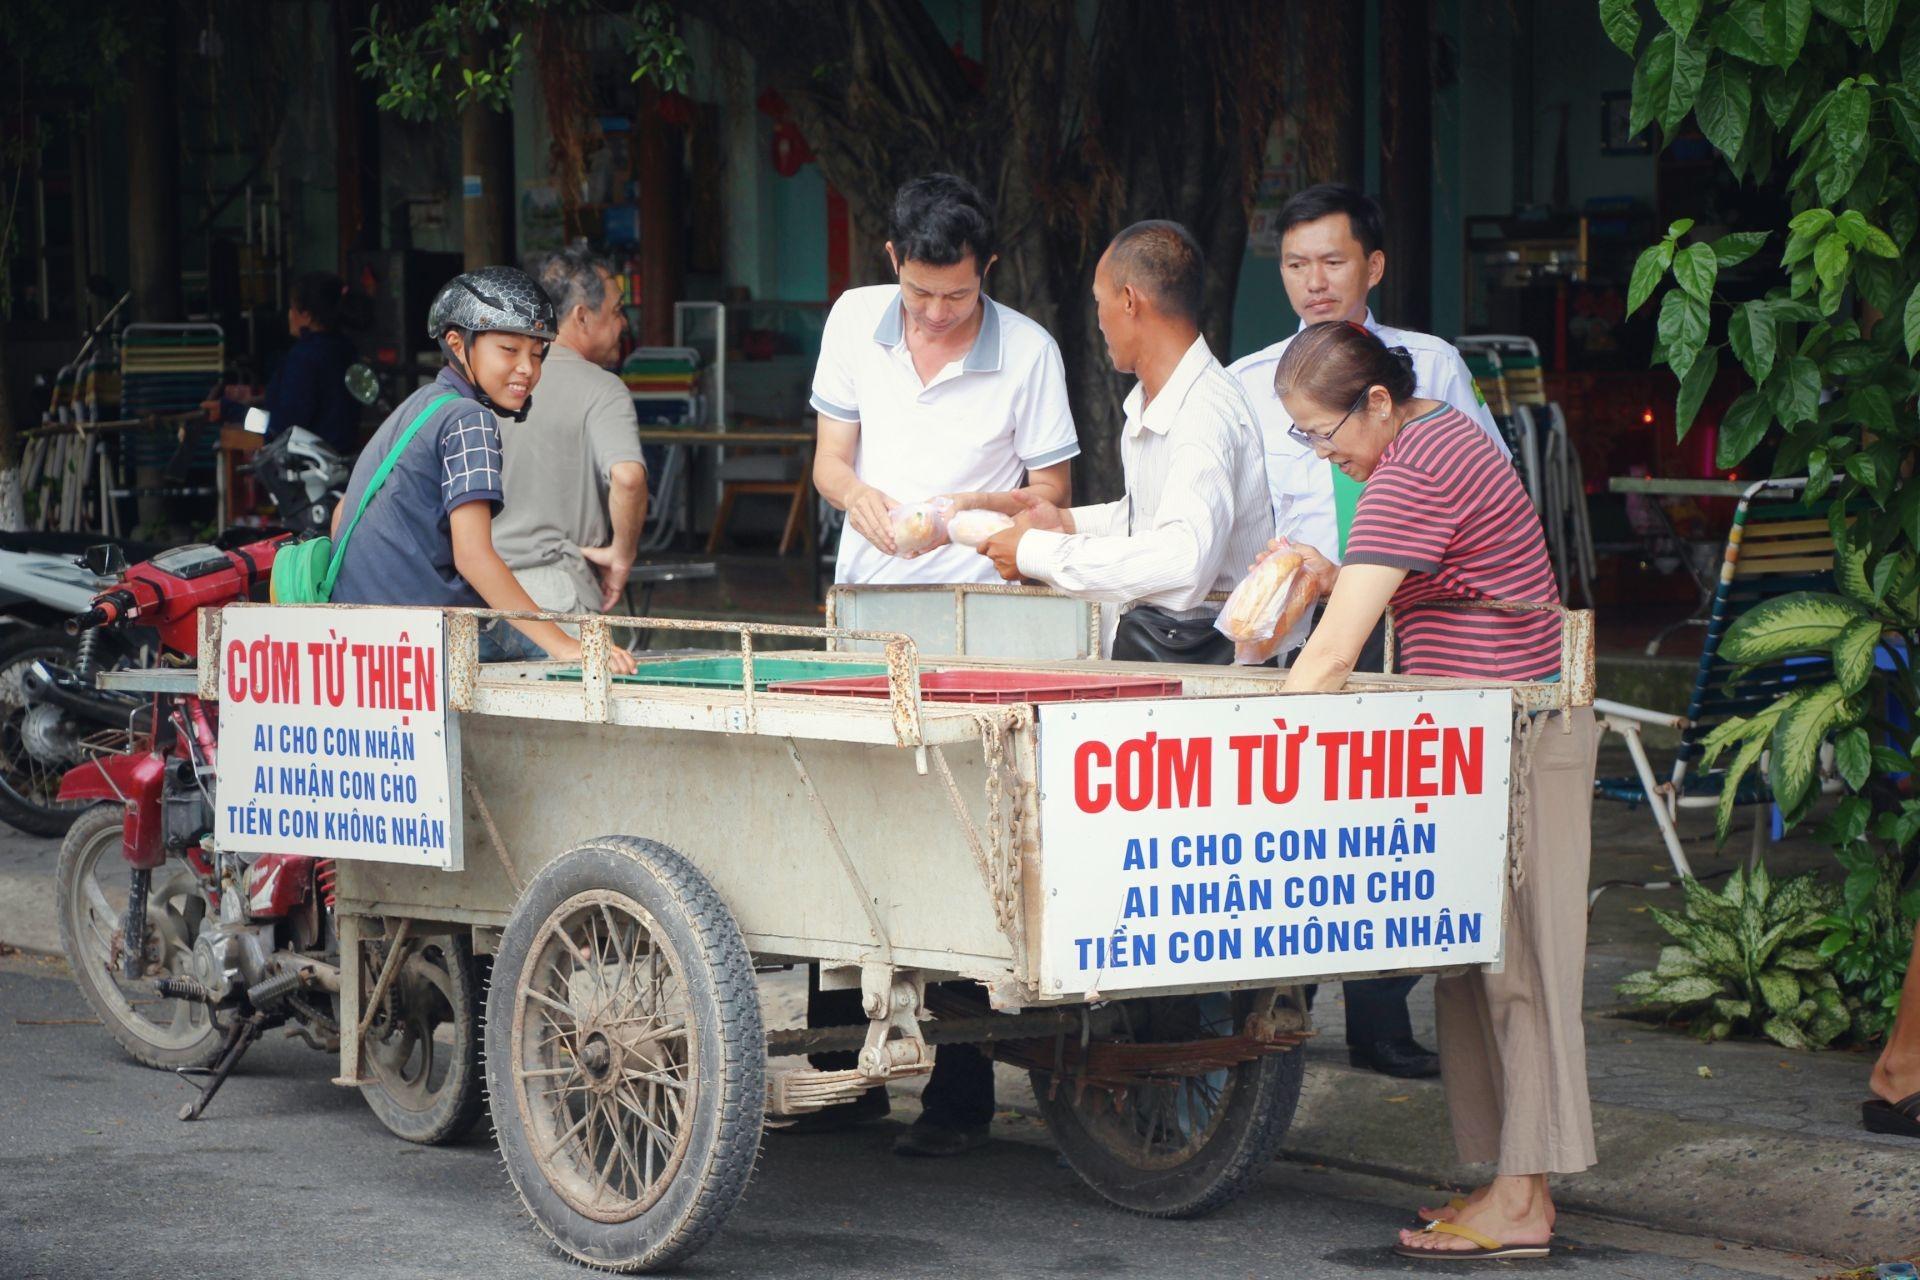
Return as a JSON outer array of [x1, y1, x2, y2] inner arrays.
[[1605, 0, 1920, 1039], [1813, 800, 1920, 1039], [1617, 865, 1852, 1048]]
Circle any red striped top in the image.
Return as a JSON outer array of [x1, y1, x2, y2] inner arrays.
[[1343, 405, 1561, 681]]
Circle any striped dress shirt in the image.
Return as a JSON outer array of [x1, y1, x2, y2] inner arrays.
[[1016, 337, 1274, 618]]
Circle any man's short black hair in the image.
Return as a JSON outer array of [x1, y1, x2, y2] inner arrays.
[[890, 173, 996, 272], [1274, 183, 1386, 257], [1105, 220, 1205, 323]]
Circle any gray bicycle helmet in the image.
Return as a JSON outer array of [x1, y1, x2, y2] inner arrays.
[[426, 266, 559, 343], [426, 266, 558, 421]]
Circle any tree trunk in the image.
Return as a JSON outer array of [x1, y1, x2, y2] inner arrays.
[[1380, 0, 1433, 332], [692, 0, 1286, 501], [460, 47, 515, 270], [635, 85, 682, 347], [127, 7, 182, 323]]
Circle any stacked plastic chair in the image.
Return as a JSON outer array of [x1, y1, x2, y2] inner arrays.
[[621, 346, 703, 551], [1456, 334, 1594, 607]]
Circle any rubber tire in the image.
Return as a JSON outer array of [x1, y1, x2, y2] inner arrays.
[[0, 627, 91, 837], [54, 803, 225, 1071], [359, 935, 489, 1145], [486, 836, 764, 1273], [1031, 998, 1306, 1219]]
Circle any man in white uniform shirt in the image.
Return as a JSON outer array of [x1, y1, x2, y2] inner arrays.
[[811, 173, 1078, 587], [1227, 183, 1504, 563], [1227, 183, 1503, 1083], [803, 174, 1079, 1159], [978, 220, 1271, 656]]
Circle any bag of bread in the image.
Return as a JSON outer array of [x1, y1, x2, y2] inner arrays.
[[1215, 540, 1324, 663], [947, 508, 1016, 549], [888, 499, 952, 558]]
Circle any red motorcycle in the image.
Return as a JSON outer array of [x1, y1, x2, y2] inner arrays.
[[51, 536, 484, 1140]]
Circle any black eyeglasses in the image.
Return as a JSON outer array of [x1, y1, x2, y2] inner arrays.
[[1287, 386, 1370, 452]]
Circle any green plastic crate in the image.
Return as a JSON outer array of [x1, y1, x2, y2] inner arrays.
[[543, 656, 888, 691]]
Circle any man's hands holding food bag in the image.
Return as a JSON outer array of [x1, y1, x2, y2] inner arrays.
[[968, 490, 1067, 581], [1215, 538, 1337, 664]]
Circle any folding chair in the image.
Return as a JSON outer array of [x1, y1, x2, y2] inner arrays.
[[1593, 478, 1836, 887]]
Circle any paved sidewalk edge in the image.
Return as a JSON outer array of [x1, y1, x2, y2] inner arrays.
[[1278, 1063, 1919, 1264]]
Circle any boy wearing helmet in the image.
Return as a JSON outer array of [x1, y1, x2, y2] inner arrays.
[[328, 266, 638, 673]]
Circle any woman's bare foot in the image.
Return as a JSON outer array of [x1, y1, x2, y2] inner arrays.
[[1417, 1181, 1556, 1229], [1398, 1174, 1553, 1254], [1869, 920, 1920, 1106]]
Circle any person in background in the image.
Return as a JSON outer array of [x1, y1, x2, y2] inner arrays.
[[1269, 321, 1592, 1261], [203, 270, 365, 453], [481, 246, 649, 662], [800, 173, 1080, 1158], [328, 266, 637, 676], [1864, 920, 1920, 1137], [976, 220, 1271, 658], [1227, 183, 1511, 1082]]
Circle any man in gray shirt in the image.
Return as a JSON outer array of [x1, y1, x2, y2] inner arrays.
[[482, 246, 649, 659]]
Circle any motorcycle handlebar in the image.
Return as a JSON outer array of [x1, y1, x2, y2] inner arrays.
[[67, 590, 134, 635]]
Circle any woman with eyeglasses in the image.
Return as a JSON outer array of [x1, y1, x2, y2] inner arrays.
[[1263, 320, 1599, 1262]]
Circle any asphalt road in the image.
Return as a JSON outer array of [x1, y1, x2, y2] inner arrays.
[[0, 956, 1836, 1280]]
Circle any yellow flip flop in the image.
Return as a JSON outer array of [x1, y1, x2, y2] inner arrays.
[[1393, 1220, 1552, 1261]]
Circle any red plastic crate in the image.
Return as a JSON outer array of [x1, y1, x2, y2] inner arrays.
[[766, 669, 1183, 704]]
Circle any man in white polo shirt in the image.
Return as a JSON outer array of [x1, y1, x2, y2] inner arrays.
[[801, 173, 1079, 1159], [811, 173, 1078, 587], [1227, 183, 1506, 1084]]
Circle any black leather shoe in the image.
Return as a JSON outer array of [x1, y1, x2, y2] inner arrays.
[[893, 1119, 990, 1157], [1349, 1037, 1440, 1079]]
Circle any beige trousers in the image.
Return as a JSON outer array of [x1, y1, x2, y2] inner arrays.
[[1434, 705, 1600, 1176]]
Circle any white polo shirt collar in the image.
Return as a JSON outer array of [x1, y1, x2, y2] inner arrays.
[[869, 288, 1005, 377]]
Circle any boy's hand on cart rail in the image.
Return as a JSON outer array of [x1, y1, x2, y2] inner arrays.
[[1253, 539, 1338, 595], [543, 634, 640, 676], [845, 482, 900, 554]]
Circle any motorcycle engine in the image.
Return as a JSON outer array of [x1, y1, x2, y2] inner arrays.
[[189, 922, 277, 1005]]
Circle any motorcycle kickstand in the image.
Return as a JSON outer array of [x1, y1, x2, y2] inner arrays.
[[174, 1011, 268, 1122]]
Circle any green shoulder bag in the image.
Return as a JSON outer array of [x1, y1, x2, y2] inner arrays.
[[271, 392, 457, 604]]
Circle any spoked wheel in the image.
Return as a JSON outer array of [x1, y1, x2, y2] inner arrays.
[[54, 803, 223, 1070], [1030, 990, 1305, 1218], [358, 933, 487, 1144], [0, 628, 124, 837], [487, 837, 762, 1273]]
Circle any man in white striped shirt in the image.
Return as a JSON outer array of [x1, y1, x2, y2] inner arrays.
[[978, 221, 1272, 640]]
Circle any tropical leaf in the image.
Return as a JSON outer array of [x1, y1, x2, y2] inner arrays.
[[1628, 241, 1674, 315], [1715, 389, 1774, 463], [1757, 967, 1803, 1014], [1677, 346, 1720, 439], [1602, 0, 1643, 53], [1720, 591, 1869, 663], [1762, 1015, 1812, 1049], [1833, 617, 1883, 695], [1655, 0, 1704, 38], [1770, 681, 1863, 813], [1713, 229, 1771, 267], [1655, 944, 1710, 977], [1654, 975, 1725, 1005], [1773, 946, 1828, 970], [1681, 876, 1739, 929], [1729, 299, 1778, 382], [1713, 997, 1754, 1021]]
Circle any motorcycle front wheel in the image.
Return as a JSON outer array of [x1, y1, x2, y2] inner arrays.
[[358, 933, 487, 1145], [55, 803, 224, 1070]]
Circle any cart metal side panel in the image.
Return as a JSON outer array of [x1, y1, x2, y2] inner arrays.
[[335, 714, 1022, 982]]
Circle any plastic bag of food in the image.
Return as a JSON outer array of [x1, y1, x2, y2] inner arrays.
[[947, 508, 1016, 549], [1215, 540, 1324, 664], [888, 499, 952, 558]]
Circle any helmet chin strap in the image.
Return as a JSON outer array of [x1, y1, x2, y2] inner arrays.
[[440, 332, 534, 423]]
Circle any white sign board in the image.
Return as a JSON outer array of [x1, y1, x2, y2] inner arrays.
[[1037, 690, 1513, 997], [215, 605, 461, 869]]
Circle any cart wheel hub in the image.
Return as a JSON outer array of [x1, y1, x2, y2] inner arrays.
[[580, 1033, 614, 1081]]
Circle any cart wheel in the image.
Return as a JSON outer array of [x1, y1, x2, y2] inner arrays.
[[1030, 991, 1304, 1218], [359, 933, 487, 1145], [486, 837, 763, 1273]]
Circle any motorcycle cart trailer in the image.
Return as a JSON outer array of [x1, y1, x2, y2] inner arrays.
[[174, 598, 1591, 1273]]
